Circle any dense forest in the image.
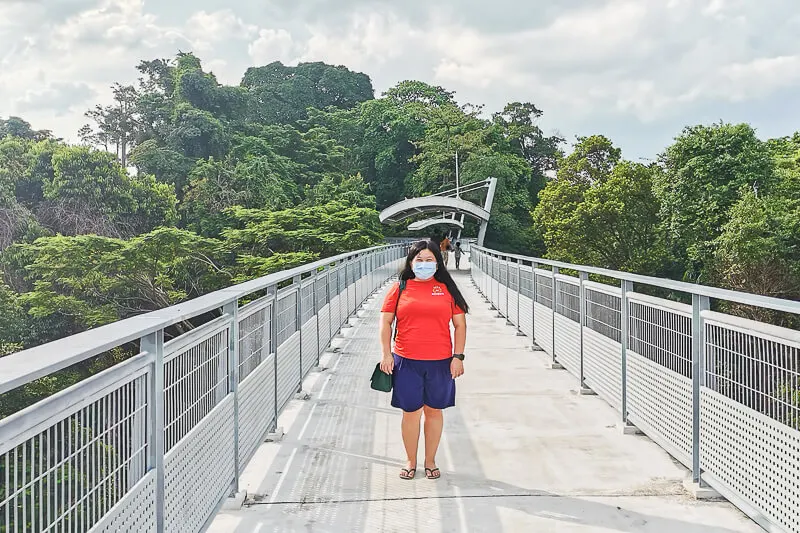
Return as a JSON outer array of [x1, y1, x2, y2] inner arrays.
[[1, 53, 799, 412]]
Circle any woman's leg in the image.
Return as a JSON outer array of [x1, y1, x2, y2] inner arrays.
[[401, 408, 423, 476], [422, 406, 443, 478]]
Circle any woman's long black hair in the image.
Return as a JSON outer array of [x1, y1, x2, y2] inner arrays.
[[399, 240, 470, 313]]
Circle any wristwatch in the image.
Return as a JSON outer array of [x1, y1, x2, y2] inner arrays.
[[452, 353, 465, 361]]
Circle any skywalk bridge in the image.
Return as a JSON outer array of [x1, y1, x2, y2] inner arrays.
[[0, 242, 798, 532]]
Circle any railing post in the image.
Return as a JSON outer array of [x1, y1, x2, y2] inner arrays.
[[552, 266, 559, 364], [692, 293, 710, 485], [620, 280, 633, 423], [142, 330, 165, 533], [223, 300, 240, 493], [505, 258, 510, 319], [532, 262, 538, 344], [269, 285, 279, 427], [316, 266, 324, 366], [516, 260, 522, 335], [579, 271, 588, 389], [294, 275, 303, 392]]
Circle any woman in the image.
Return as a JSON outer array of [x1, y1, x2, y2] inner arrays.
[[379, 240, 469, 480]]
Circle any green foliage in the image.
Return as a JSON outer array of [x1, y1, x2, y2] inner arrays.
[[241, 61, 374, 124], [535, 157, 667, 273], [222, 202, 384, 261], [7, 229, 230, 338], [655, 122, 776, 281], [43, 145, 177, 237]]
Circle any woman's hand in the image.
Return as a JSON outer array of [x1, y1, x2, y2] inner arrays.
[[450, 358, 464, 379], [380, 353, 394, 374]]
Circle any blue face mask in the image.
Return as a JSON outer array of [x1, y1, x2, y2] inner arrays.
[[412, 262, 437, 280]]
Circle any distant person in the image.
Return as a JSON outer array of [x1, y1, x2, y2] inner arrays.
[[454, 241, 462, 269], [440, 236, 451, 266], [379, 240, 469, 480]]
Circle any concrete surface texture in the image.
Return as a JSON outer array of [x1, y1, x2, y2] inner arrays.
[[209, 262, 763, 533]]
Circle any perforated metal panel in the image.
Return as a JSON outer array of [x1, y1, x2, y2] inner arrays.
[[339, 283, 349, 329], [554, 313, 580, 379], [499, 277, 508, 319], [89, 472, 156, 533], [329, 294, 340, 340], [508, 289, 519, 327], [627, 350, 693, 467], [317, 304, 331, 354], [583, 328, 622, 410], [238, 352, 276, 470], [701, 389, 800, 533], [164, 396, 235, 533], [534, 302, 553, 355], [276, 331, 301, 411], [301, 316, 318, 377], [237, 299, 271, 384], [519, 294, 534, 338]]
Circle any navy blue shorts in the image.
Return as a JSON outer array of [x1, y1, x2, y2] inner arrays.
[[391, 354, 455, 412]]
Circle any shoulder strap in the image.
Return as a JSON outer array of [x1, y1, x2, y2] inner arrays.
[[392, 280, 406, 340]]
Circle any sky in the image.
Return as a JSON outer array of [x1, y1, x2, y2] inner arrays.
[[1, 0, 799, 160]]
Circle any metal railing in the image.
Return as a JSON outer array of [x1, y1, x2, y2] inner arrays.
[[471, 245, 800, 533], [0, 243, 409, 533]]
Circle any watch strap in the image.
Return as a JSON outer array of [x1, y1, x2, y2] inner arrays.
[[452, 353, 465, 360]]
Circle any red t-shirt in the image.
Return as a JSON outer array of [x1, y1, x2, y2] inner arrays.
[[381, 278, 465, 360]]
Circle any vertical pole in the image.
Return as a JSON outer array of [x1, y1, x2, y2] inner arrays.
[[223, 300, 240, 492], [504, 258, 510, 319], [294, 275, 303, 392], [621, 280, 633, 423], [692, 293, 710, 485], [516, 260, 522, 334], [269, 285, 279, 428], [142, 330, 165, 533], [552, 267, 559, 363], [315, 267, 324, 366], [532, 262, 538, 344], [455, 150, 460, 199], [579, 271, 588, 388]]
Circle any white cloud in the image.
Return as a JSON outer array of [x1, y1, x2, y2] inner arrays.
[[248, 28, 295, 65], [186, 9, 257, 52], [1, 0, 799, 156]]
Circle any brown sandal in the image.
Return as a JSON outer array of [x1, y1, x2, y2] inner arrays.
[[425, 467, 440, 479], [399, 467, 416, 480]]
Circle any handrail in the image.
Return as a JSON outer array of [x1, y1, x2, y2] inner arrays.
[[0, 243, 406, 396], [472, 244, 800, 316]]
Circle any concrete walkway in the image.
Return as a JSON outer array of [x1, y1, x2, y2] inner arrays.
[[210, 263, 762, 533]]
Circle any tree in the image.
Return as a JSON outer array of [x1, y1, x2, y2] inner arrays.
[[81, 84, 139, 167], [7, 229, 231, 340], [241, 61, 374, 125], [222, 202, 384, 261], [304, 173, 375, 209], [656, 122, 776, 282], [181, 155, 299, 236], [534, 136, 665, 272], [0, 116, 53, 141], [710, 138, 800, 325], [40, 145, 177, 237], [557, 134, 621, 185]]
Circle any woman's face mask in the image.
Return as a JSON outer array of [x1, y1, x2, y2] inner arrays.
[[412, 261, 437, 280]]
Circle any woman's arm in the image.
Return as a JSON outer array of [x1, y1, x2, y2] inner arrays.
[[452, 313, 467, 354], [379, 312, 395, 373], [451, 313, 467, 378]]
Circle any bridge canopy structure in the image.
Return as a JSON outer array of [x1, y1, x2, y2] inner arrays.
[[379, 178, 497, 245], [1, 241, 798, 533], [407, 215, 464, 231]]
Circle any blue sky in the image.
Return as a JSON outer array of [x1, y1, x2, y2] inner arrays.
[[1, 0, 799, 160]]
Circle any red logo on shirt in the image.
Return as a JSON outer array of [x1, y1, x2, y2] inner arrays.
[[432, 285, 444, 296]]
